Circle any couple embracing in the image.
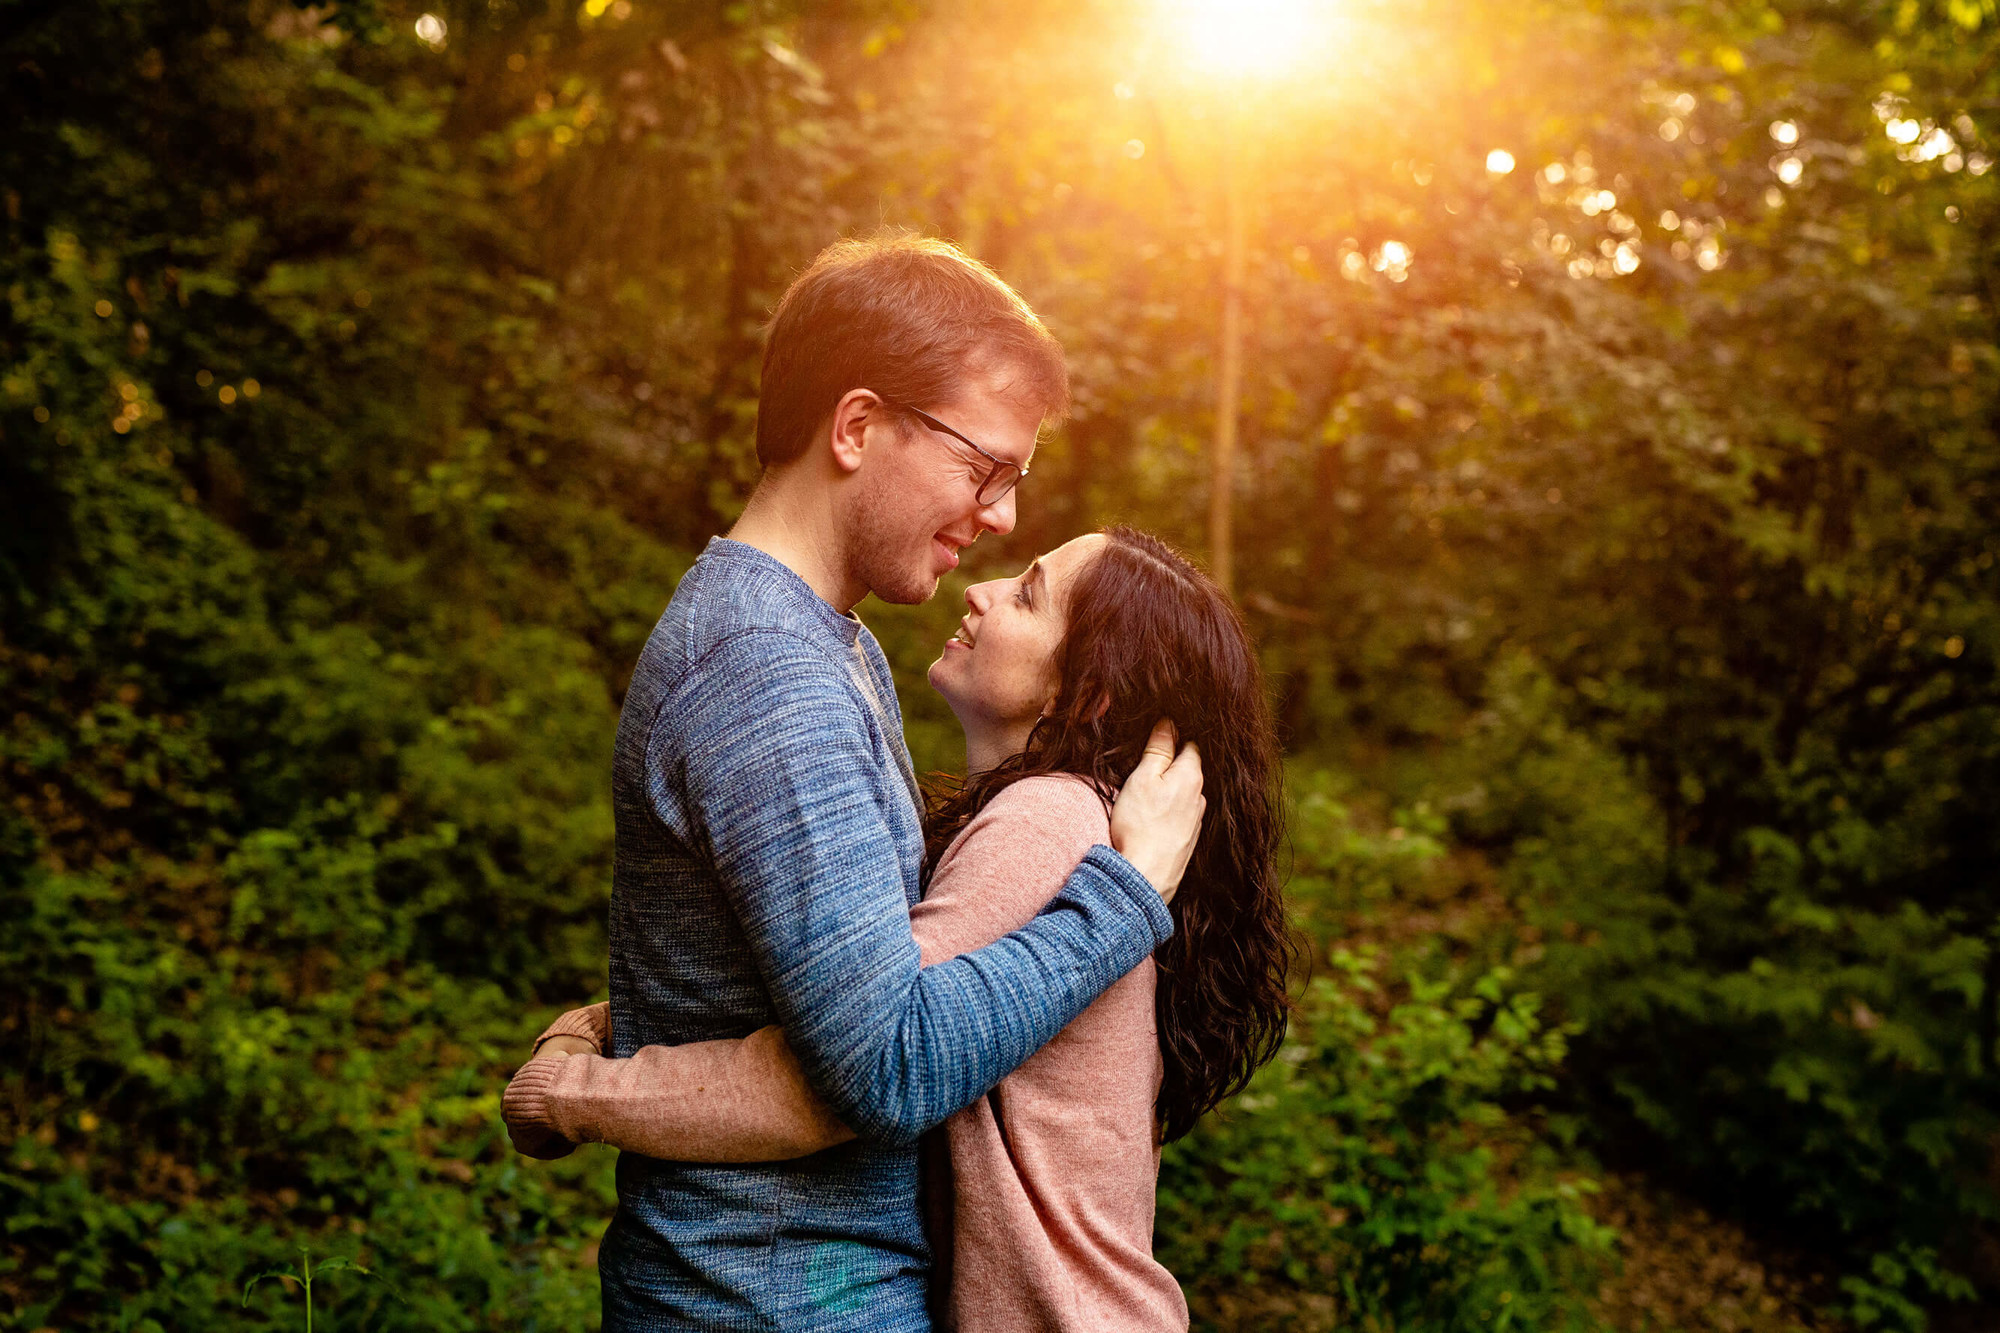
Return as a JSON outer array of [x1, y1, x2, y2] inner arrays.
[[501, 235, 1293, 1332]]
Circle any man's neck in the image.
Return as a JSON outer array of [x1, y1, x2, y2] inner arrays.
[[727, 474, 864, 614]]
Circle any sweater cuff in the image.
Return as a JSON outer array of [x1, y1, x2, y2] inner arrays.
[[534, 1001, 611, 1055], [504, 1051, 570, 1134], [1081, 843, 1176, 948]]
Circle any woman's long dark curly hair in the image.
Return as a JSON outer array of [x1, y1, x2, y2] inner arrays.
[[923, 526, 1294, 1142]]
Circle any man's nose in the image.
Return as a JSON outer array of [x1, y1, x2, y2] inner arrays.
[[975, 488, 1017, 537]]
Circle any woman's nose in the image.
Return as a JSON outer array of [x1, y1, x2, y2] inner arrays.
[[965, 580, 999, 613]]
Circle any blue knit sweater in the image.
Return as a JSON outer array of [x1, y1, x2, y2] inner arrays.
[[599, 538, 1174, 1331]]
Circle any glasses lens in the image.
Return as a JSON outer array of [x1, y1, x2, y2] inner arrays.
[[978, 466, 1022, 506]]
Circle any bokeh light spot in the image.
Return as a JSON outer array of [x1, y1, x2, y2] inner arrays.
[[1372, 239, 1412, 281]]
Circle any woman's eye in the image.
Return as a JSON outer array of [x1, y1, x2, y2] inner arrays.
[[1013, 586, 1031, 606]]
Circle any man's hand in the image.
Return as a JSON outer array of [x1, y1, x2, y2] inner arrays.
[[1109, 720, 1205, 904]]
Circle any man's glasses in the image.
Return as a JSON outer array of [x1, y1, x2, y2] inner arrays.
[[880, 399, 1030, 507]]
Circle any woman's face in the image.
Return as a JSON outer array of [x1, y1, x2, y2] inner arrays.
[[927, 533, 1106, 756]]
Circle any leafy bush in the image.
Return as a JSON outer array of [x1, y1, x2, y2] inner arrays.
[[1448, 657, 1997, 1329], [1158, 948, 1614, 1333]]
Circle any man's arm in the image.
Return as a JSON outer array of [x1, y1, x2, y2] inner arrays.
[[664, 632, 1183, 1145]]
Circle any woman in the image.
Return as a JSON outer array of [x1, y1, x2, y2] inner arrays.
[[504, 526, 1293, 1330]]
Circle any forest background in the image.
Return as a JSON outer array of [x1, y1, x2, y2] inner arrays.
[[4, 0, 1999, 1329]]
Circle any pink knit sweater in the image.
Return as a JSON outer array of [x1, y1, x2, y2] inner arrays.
[[505, 774, 1188, 1332]]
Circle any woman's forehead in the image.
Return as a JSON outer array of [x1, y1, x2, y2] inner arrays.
[[1038, 532, 1107, 582]]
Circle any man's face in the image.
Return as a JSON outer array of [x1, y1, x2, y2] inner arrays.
[[844, 363, 1042, 606]]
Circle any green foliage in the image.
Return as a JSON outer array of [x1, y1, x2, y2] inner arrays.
[[1154, 776, 1614, 1331], [1429, 655, 2000, 1328], [1158, 946, 1614, 1333], [1, 1, 665, 1325]]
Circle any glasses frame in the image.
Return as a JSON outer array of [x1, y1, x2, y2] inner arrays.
[[879, 398, 1030, 507]]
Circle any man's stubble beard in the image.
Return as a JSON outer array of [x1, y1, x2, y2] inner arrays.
[[843, 466, 941, 608]]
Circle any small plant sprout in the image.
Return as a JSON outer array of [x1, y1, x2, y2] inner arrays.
[[243, 1246, 399, 1331]]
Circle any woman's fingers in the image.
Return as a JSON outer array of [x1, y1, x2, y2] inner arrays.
[[1110, 720, 1207, 903]]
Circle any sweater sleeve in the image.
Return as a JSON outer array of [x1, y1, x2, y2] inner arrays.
[[661, 633, 1173, 1145], [533, 1002, 611, 1054], [502, 1004, 615, 1160], [506, 1025, 856, 1162]]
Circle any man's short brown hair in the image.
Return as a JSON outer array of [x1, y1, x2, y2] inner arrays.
[[755, 234, 1070, 470]]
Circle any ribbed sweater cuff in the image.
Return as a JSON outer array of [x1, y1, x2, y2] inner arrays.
[[504, 1051, 570, 1134], [534, 1001, 610, 1055], [1081, 843, 1176, 948]]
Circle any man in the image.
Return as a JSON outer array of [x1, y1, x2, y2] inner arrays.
[[507, 235, 1204, 1329]]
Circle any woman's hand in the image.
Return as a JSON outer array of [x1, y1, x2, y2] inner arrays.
[[505, 1054, 580, 1160], [1109, 719, 1205, 904], [505, 1005, 612, 1158]]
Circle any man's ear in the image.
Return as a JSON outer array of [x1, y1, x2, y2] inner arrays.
[[826, 388, 885, 477]]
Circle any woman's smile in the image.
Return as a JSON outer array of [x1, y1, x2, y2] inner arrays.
[[928, 534, 1104, 774]]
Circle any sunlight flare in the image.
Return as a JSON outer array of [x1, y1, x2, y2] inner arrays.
[[1168, 0, 1341, 78]]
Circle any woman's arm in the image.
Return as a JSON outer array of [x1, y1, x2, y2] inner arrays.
[[505, 1003, 615, 1160], [535, 1001, 610, 1055], [504, 1016, 856, 1162]]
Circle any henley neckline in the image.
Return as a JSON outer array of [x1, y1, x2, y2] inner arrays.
[[702, 535, 864, 649]]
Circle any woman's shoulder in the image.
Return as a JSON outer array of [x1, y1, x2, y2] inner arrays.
[[975, 772, 1112, 837], [936, 773, 1112, 875], [919, 775, 1118, 957]]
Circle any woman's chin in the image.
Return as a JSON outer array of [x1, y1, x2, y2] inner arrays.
[[927, 663, 979, 733], [925, 657, 957, 698]]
